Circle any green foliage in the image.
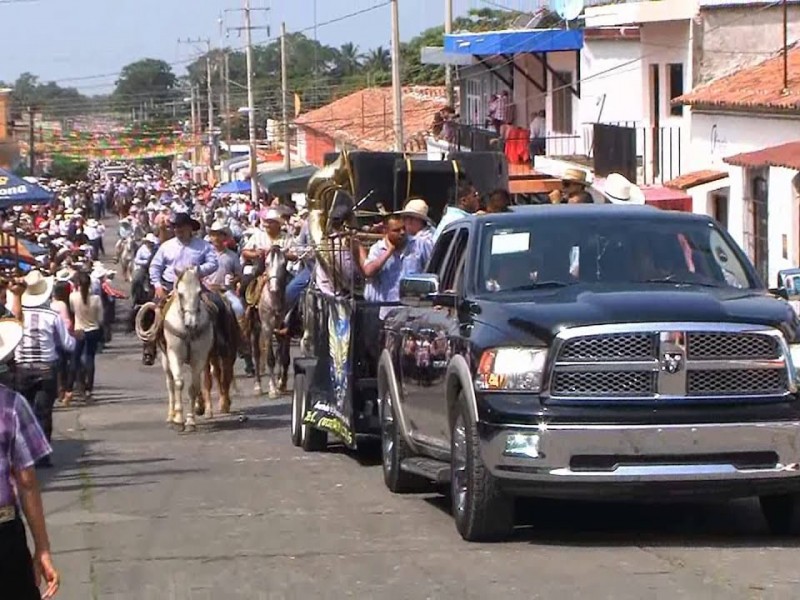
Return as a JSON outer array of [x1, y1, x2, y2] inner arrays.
[[7, 72, 89, 118], [113, 58, 179, 112], [48, 155, 89, 183]]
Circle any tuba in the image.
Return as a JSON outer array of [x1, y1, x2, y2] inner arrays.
[[306, 151, 358, 294]]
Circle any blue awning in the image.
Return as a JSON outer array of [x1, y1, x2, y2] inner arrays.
[[0, 168, 53, 208], [444, 28, 583, 55]]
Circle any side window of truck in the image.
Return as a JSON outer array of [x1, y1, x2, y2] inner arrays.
[[428, 230, 456, 275], [441, 230, 469, 293]]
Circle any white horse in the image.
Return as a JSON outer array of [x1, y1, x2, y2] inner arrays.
[[254, 246, 289, 399], [118, 237, 137, 282], [161, 268, 215, 431]]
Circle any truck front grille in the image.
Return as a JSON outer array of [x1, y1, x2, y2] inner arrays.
[[548, 325, 792, 402]]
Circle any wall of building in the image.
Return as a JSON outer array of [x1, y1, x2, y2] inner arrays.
[[580, 38, 644, 127], [696, 5, 800, 84], [767, 166, 800, 282], [298, 127, 335, 167], [688, 112, 800, 170]]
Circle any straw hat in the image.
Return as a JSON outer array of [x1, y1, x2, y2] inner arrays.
[[603, 172, 645, 204], [144, 233, 159, 244], [55, 268, 74, 283], [21, 270, 54, 308], [209, 222, 230, 236], [261, 208, 282, 223], [0, 319, 24, 364], [86, 218, 99, 228], [562, 168, 590, 186], [396, 198, 433, 224]]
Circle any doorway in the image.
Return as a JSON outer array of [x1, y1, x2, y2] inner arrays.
[[710, 191, 729, 229], [744, 170, 769, 282]]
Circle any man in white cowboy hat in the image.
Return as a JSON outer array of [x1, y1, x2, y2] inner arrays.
[[241, 207, 293, 261], [14, 269, 76, 458], [0, 318, 61, 599], [396, 197, 435, 265], [601, 172, 645, 205]]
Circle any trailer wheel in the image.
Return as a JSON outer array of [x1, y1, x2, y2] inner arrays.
[[290, 372, 305, 447]]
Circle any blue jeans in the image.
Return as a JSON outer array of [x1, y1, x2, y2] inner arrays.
[[68, 329, 102, 392], [285, 266, 312, 309], [224, 290, 245, 318]]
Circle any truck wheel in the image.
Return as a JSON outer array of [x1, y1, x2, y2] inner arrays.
[[300, 390, 327, 452], [760, 494, 798, 534], [450, 393, 514, 542], [380, 383, 424, 493], [290, 373, 305, 447]]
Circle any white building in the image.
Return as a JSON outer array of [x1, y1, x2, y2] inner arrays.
[[674, 45, 800, 285]]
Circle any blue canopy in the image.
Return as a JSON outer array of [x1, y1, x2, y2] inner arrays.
[[215, 180, 251, 195], [444, 28, 583, 55], [0, 169, 53, 208]]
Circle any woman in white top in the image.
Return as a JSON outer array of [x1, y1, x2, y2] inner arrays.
[[65, 272, 103, 403]]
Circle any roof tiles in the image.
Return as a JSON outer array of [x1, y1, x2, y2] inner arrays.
[[675, 45, 800, 112], [664, 169, 728, 190], [294, 86, 448, 152], [723, 141, 800, 170]]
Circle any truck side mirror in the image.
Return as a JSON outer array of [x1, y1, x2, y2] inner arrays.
[[773, 268, 800, 301], [400, 273, 439, 308]]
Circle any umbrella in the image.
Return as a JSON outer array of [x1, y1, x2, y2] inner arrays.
[[215, 180, 251, 195], [0, 168, 53, 208]]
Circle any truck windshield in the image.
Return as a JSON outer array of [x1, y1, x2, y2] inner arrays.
[[478, 217, 756, 293]]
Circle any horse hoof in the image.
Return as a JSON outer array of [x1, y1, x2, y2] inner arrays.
[[268, 390, 280, 400], [186, 423, 196, 432], [254, 384, 262, 395]]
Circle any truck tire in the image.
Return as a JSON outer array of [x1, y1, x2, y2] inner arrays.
[[290, 373, 305, 447], [300, 389, 327, 452], [450, 392, 514, 542], [380, 382, 424, 493], [760, 494, 798, 534]]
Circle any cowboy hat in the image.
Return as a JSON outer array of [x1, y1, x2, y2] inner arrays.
[[144, 233, 159, 244], [171, 212, 201, 231], [603, 172, 645, 204], [562, 168, 590, 186], [0, 319, 24, 364], [86, 218, 100, 227], [261, 208, 283, 223], [55, 267, 74, 283], [396, 198, 433, 224], [209, 222, 230, 236], [21, 270, 54, 308]]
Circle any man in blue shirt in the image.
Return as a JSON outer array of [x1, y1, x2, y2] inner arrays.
[[364, 214, 426, 318], [432, 180, 481, 243]]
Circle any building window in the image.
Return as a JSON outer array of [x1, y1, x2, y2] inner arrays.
[[552, 71, 573, 134], [669, 63, 684, 117]]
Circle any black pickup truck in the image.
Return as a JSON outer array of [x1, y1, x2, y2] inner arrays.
[[377, 204, 800, 541]]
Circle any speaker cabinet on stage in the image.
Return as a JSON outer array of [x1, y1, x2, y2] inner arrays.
[[447, 151, 508, 196]]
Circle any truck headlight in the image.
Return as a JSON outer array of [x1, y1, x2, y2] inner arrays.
[[790, 344, 800, 382], [475, 347, 548, 392]]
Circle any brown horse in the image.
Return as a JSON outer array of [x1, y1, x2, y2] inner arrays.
[[195, 295, 242, 419]]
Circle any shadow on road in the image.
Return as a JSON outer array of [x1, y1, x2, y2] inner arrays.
[[37, 436, 88, 489], [419, 493, 800, 547]]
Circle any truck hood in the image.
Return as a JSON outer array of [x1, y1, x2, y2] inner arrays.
[[472, 285, 800, 345]]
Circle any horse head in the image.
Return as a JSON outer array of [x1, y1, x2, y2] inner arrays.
[[175, 267, 203, 333], [264, 246, 288, 295]]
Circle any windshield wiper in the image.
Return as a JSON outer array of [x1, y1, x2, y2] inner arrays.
[[502, 281, 576, 292], [642, 277, 720, 288]]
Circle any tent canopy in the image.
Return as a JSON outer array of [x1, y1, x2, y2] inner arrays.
[[215, 180, 251, 194], [0, 169, 53, 208], [257, 165, 317, 196]]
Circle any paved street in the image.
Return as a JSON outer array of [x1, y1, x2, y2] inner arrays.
[[39, 232, 800, 600]]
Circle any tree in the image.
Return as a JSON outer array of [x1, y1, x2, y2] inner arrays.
[[8, 73, 89, 118], [363, 47, 391, 74], [114, 59, 178, 109], [334, 43, 363, 77]]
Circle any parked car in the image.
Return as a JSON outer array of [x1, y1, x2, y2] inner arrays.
[[377, 204, 800, 541]]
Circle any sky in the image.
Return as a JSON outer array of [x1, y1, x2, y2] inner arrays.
[[0, 0, 533, 94]]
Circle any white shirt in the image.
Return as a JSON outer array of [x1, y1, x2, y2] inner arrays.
[[242, 230, 290, 252], [529, 116, 545, 139]]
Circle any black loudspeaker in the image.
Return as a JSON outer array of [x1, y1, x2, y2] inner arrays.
[[348, 151, 405, 215], [393, 160, 462, 224], [447, 151, 509, 196], [323, 152, 340, 166]]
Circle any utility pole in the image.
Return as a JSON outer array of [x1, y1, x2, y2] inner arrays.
[[227, 1, 270, 207], [179, 37, 214, 168], [190, 85, 198, 136], [390, 0, 404, 151], [782, 0, 789, 94], [281, 22, 291, 172], [27, 106, 35, 176], [444, 0, 454, 107], [225, 52, 232, 152]]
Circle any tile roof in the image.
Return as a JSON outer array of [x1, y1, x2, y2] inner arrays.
[[294, 86, 448, 152], [723, 141, 800, 170], [674, 44, 800, 112], [663, 169, 729, 190]]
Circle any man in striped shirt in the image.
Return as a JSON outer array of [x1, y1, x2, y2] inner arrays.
[[14, 271, 76, 467]]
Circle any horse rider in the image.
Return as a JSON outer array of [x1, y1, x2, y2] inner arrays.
[[147, 212, 237, 358], [240, 207, 294, 302]]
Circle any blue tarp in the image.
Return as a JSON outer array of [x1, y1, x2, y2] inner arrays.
[[444, 28, 583, 55], [0, 169, 53, 208], [215, 179, 251, 194]]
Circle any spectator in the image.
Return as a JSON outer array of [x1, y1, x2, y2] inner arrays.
[[66, 272, 103, 403], [529, 109, 546, 160]]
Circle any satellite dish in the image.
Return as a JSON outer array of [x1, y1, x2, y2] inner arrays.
[[550, 0, 583, 21]]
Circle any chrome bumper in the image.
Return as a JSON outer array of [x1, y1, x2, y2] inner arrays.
[[480, 421, 800, 486]]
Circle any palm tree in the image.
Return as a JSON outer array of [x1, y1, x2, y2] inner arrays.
[[335, 43, 363, 77], [363, 46, 391, 73]]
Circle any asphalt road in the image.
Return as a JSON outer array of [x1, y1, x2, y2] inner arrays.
[[39, 226, 800, 600]]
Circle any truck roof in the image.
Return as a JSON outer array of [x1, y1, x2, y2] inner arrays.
[[489, 204, 712, 224]]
